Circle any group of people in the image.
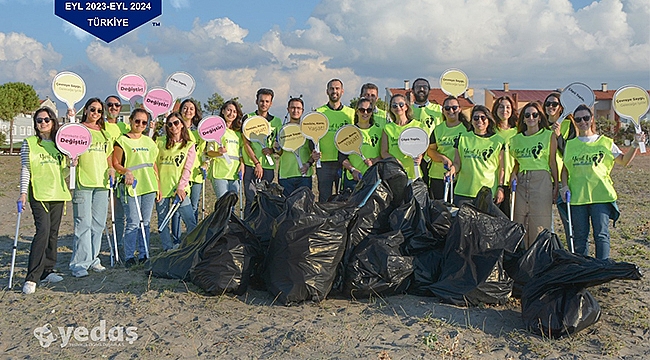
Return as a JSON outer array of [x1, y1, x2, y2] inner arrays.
[[18, 78, 646, 295]]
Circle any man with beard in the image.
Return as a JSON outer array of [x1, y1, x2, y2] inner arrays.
[[360, 82, 387, 127], [411, 78, 443, 187], [315, 79, 354, 202]]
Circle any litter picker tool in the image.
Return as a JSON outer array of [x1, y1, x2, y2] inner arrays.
[[8, 201, 23, 289], [566, 190, 575, 253], [238, 171, 244, 220], [131, 179, 150, 259], [55, 123, 92, 190], [198, 116, 231, 164], [279, 123, 308, 177], [52, 71, 86, 123], [510, 178, 517, 221], [613, 85, 649, 153], [443, 164, 452, 203], [300, 112, 329, 168], [201, 168, 207, 221], [159, 196, 181, 230], [397, 127, 429, 179], [108, 176, 120, 265], [243, 116, 275, 166]]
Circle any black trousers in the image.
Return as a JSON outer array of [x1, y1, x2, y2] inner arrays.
[[25, 200, 64, 283]]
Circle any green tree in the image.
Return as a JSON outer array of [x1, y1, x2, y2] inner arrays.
[[203, 92, 243, 115], [0, 82, 40, 153], [349, 97, 388, 111]]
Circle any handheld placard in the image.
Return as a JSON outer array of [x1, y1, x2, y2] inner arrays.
[[117, 73, 147, 103], [559, 82, 595, 122], [52, 71, 86, 123], [300, 112, 329, 168], [278, 123, 307, 176], [439, 68, 469, 97], [198, 116, 231, 164], [143, 87, 174, 137], [334, 125, 365, 159], [398, 127, 429, 179], [242, 116, 274, 166], [165, 71, 195, 100], [613, 85, 649, 153], [55, 123, 92, 190]]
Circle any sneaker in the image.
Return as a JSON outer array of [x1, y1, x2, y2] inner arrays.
[[41, 273, 63, 283], [125, 258, 137, 269], [23, 281, 36, 294], [91, 263, 106, 273], [72, 269, 89, 278]]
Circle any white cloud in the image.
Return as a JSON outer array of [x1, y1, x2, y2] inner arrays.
[[0, 32, 62, 91], [62, 22, 90, 42], [85, 42, 164, 86], [169, 0, 190, 9]]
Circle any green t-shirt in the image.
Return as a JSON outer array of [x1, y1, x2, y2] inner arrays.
[[412, 102, 443, 135], [383, 120, 425, 180], [242, 113, 282, 169], [496, 127, 518, 185], [428, 121, 468, 180], [315, 105, 355, 162], [345, 123, 383, 180], [278, 139, 314, 179], [156, 138, 195, 198]]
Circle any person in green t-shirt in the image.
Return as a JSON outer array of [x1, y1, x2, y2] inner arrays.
[[381, 93, 425, 180], [411, 78, 443, 187], [492, 95, 519, 217]]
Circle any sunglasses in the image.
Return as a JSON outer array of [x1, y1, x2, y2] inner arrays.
[[358, 107, 373, 114], [391, 102, 406, 109], [444, 105, 459, 111], [545, 101, 559, 108], [134, 119, 148, 126], [36, 117, 51, 124], [88, 107, 103, 114], [574, 115, 591, 123], [524, 112, 540, 119], [107, 102, 121, 108], [472, 115, 487, 121], [166, 120, 181, 127]]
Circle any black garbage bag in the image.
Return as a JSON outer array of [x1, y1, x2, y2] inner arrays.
[[522, 250, 642, 338], [244, 181, 285, 250], [189, 214, 261, 295], [474, 186, 509, 219], [149, 192, 238, 280], [264, 188, 352, 305], [426, 203, 525, 305], [343, 231, 413, 298], [408, 249, 446, 296]]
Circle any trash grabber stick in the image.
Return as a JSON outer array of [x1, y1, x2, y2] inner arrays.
[[159, 196, 181, 230], [238, 171, 244, 220], [201, 168, 207, 221], [109, 176, 119, 264], [566, 190, 575, 253], [443, 164, 451, 203], [510, 178, 517, 221], [131, 180, 150, 259], [8, 201, 23, 289]]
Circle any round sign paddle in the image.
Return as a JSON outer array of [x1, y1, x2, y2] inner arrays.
[[52, 71, 86, 123], [559, 82, 595, 122], [439, 68, 469, 97], [144, 87, 174, 137], [300, 112, 329, 168], [613, 85, 649, 153], [335, 125, 365, 159], [279, 123, 307, 175], [242, 116, 274, 166], [165, 71, 195, 100], [198, 115, 231, 164], [117, 73, 147, 102], [398, 127, 429, 179], [55, 123, 92, 189]]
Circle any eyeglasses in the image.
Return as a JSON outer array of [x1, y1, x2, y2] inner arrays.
[[88, 107, 103, 114], [391, 102, 406, 109], [358, 107, 373, 114], [545, 101, 559, 108], [524, 112, 540, 119], [574, 115, 591, 123], [36, 117, 51, 124], [444, 105, 459, 111], [472, 115, 487, 121], [134, 119, 148, 126], [166, 120, 181, 127], [107, 102, 121, 108]]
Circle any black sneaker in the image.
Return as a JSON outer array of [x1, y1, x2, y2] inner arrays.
[[125, 258, 137, 269], [138, 257, 148, 265]]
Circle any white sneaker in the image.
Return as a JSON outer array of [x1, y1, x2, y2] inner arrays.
[[72, 269, 89, 278], [90, 263, 106, 273], [41, 273, 63, 283], [23, 281, 36, 294]]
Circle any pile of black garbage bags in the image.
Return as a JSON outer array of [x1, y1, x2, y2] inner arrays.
[[149, 158, 642, 338]]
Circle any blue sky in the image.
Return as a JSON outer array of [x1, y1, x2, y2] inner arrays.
[[1, 0, 648, 116]]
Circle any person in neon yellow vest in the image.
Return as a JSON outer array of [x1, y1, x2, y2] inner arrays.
[[359, 83, 387, 127], [560, 104, 645, 259], [427, 95, 470, 200], [411, 78, 443, 188], [509, 102, 558, 248], [19, 107, 71, 294], [381, 93, 425, 180], [70, 97, 115, 278], [112, 109, 160, 268], [446, 105, 506, 207], [209, 100, 244, 198], [155, 112, 197, 251], [341, 97, 383, 191], [179, 99, 207, 223], [492, 95, 519, 217]]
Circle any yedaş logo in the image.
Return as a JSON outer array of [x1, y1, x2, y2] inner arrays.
[[54, 1, 162, 43]]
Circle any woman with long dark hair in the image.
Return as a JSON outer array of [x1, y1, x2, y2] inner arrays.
[[209, 100, 244, 198], [492, 95, 518, 216]]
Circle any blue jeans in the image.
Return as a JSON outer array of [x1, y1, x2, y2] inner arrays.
[[189, 182, 203, 222], [157, 196, 197, 250], [70, 186, 108, 272], [316, 161, 341, 202], [279, 177, 312, 197], [243, 165, 274, 217], [122, 191, 156, 260], [569, 202, 612, 259], [212, 179, 241, 198]]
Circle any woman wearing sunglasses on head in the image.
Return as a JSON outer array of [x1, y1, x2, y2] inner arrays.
[[381, 94, 426, 180], [446, 105, 506, 207], [509, 102, 558, 248], [19, 108, 71, 294], [492, 96, 519, 216], [179, 99, 208, 222], [155, 112, 197, 251], [112, 109, 160, 268], [427, 96, 470, 200], [69, 98, 116, 278], [560, 105, 645, 260], [341, 97, 384, 190]]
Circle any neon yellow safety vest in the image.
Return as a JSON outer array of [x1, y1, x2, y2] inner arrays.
[[242, 113, 282, 169], [156, 137, 195, 198], [509, 129, 552, 172], [455, 132, 504, 197], [497, 127, 518, 184], [412, 103, 443, 135], [563, 136, 617, 205], [278, 140, 314, 179], [116, 135, 159, 197], [372, 108, 388, 128], [77, 128, 112, 189], [383, 120, 425, 180], [209, 129, 242, 180], [26, 136, 72, 201], [428, 121, 468, 180], [555, 118, 574, 180], [188, 128, 207, 183], [345, 123, 383, 180], [315, 105, 355, 162]]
